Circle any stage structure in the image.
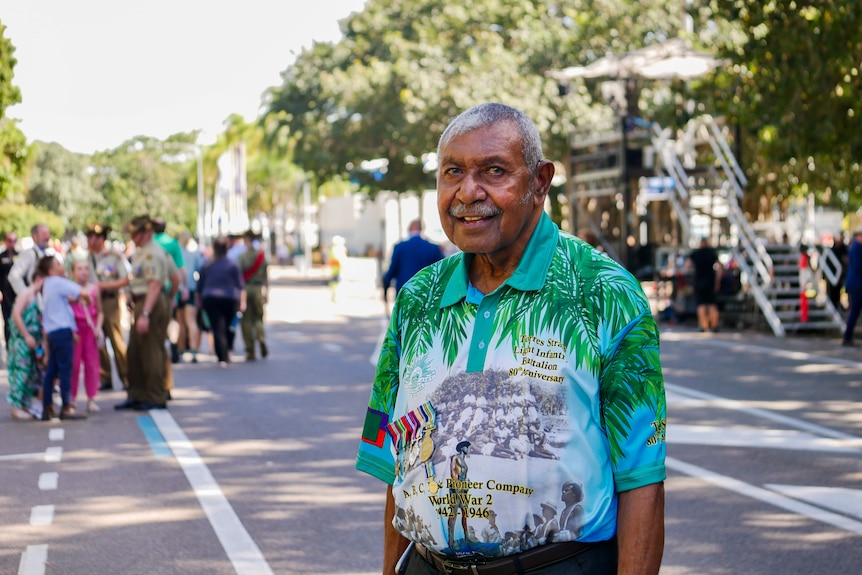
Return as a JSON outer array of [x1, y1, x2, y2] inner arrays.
[[548, 39, 844, 336]]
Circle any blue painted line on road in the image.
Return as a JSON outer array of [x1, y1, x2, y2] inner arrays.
[[137, 415, 172, 458]]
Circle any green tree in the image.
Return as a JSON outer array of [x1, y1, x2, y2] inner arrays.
[[28, 142, 102, 232], [90, 135, 196, 234], [0, 20, 31, 200], [262, 0, 685, 219], [0, 203, 64, 239], [693, 1, 862, 210]]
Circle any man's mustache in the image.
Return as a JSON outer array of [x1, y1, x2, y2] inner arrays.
[[448, 204, 502, 218]]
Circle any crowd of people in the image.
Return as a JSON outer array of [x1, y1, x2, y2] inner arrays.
[[0, 218, 269, 421]]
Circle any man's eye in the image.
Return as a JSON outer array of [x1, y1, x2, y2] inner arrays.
[[486, 166, 504, 176]]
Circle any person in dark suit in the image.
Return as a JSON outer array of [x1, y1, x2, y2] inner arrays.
[[382, 219, 444, 299], [1, 231, 19, 351]]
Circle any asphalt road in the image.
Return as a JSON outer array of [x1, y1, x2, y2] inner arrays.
[[1, 265, 860, 575]]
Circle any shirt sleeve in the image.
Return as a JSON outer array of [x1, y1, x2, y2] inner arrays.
[[597, 268, 667, 492], [356, 310, 401, 484], [60, 277, 84, 299], [7, 250, 32, 295]]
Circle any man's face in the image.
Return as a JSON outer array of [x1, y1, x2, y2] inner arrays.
[[561, 483, 578, 504], [87, 234, 101, 252], [33, 226, 50, 249], [131, 230, 148, 247], [437, 122, 547, 262], [4, 234, 16, 250]]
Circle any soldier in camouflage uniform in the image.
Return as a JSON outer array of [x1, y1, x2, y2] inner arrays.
[[115, 215, 179, 411], [86, 223, 131, 390], [237, 230, 269, 360]]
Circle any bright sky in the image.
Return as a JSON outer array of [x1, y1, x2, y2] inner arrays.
[[2, 0, 367, 154]]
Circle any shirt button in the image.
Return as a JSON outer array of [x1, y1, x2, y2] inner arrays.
[[478, 341, 486, 349], [483, 311, 491, 319]]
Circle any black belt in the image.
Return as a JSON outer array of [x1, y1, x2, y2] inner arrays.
[[102, 291, 118, 299], [414, 540, 606, 575], [131, 294, 147, 303]]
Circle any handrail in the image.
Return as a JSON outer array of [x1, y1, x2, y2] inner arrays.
[[704, 115, 747, 188], [651, 124, 689, 201], [814, 245, 841, 286], [732, 247, 785, 336], [649, 123, 691, 243], [720, 181, 773, 286]]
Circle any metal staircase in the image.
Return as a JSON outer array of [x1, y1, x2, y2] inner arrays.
[[650, 115, 844, 337]]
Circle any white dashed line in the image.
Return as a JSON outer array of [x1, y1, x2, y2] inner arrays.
[[43, 447, 62, 463], [38, 472, 58, 491], [49, 428, 64, 441], [29, 505, 54, 526], [18, 544, 48, 575]]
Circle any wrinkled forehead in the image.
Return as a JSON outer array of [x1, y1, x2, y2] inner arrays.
[[438, 123, 524, 166]]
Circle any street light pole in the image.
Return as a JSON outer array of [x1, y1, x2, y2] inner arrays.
[[195, 147, 205, 246]]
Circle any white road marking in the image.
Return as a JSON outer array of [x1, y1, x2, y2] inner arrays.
[[29, 505, 54, 526], [38, 472, 58, 491], [667, 383, 862, 444], [669, 424, 862, 453], [49, 428, 64, 441], [667, 457, 862, 536], [18, 544, 48, 575], [661, 331, 862, 368], [0, 446, 65, 463], [150, 410, 275, 575], [0, 452, 45, 462], [43, 447, 62, 463], [667, 379, 862, 536], [765, 485, 862, 521]]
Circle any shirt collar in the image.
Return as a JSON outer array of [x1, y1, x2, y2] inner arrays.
[[440, 212, 558, 307]]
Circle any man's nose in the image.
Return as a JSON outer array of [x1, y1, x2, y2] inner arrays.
[[456, 170, 487, 204]]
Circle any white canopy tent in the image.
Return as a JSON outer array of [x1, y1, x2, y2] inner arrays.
[[548, 38, 723, 82]]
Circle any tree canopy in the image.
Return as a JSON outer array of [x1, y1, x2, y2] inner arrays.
[[695, 0, 862, 210], [4, 2, 862, 243], [262, 0, 684, 199], [0, 20, 30, 201]]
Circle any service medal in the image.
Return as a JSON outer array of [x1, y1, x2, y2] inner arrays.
[[408, 439, 420, 466], [419, 432, 434, 462]]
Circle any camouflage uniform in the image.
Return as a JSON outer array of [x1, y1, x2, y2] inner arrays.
[[127, 239, 173, 405], [238, 244, 268, 359], [90, 246, 130, 389]]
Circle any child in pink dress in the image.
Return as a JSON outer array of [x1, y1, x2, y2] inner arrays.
[[70, 260, 104, 413]]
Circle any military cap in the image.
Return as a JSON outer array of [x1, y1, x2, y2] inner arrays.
[[124, 214, 154, 235], [86, 223, 111, 237]]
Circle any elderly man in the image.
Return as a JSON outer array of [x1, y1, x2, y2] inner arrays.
[[7, 223, 51, 297], [115, 215, 179, 411], [356, 103, 666, 575], [86, 223, 131, 390]]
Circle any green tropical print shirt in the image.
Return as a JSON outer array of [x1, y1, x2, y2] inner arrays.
[[357, 213, 666, 556]]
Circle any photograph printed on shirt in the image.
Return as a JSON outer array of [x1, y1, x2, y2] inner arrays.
[[391, 365, 594, 559]]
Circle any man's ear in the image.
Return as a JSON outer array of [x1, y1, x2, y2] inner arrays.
[[533, 160, 555, 202]]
